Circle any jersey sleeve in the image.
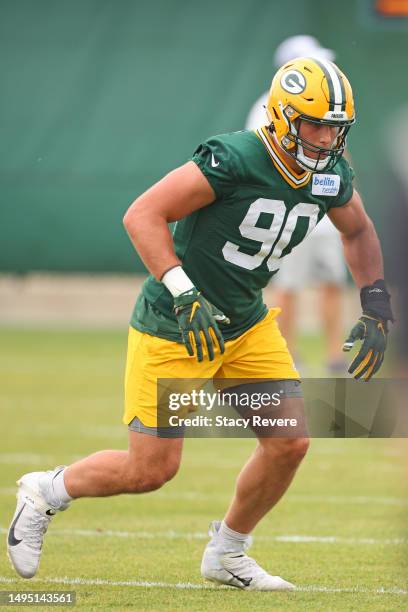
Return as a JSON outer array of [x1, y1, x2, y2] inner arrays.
[[191, 135, 238, 199], [328, 158, 356, 208]]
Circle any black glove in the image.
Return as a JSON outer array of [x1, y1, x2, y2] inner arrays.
[[343, 279, 394, 381], [174, 289, 230, 362]]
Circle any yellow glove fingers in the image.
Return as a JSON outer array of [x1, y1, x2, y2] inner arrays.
[[209, 325, 225, 355], [201, 328, 215, 362], [370, 351, 385, 378], [351, 349, 373, 378], [354, 351, 378, 381], [182, 331, 194, 357], [362, 352, 379, 381], [191, 327, 204, 362]]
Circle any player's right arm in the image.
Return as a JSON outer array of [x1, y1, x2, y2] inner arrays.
[[123, 160, 230, 362], [123, 160, 214, 280]]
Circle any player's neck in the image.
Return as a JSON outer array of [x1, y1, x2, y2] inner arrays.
[[271, 132, 305, 175]]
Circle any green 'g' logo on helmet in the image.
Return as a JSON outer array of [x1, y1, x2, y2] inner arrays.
[[280, 70, 306, 94]]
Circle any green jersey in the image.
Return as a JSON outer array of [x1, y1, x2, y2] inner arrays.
[[131, 127, 354, 342]]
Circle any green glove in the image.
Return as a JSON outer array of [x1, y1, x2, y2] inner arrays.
[[343, 279, 393, 382], [343, 315, 387, 381], [174, 289, 230, 362]]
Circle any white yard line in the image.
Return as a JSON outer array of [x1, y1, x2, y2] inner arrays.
[[288, 494, 408, 506], [0, 527, 406, 546], [153, 490, 408, 506], [0, 453, 84, 465], [0, 575, 406, 595], [1, 485, 407, 508], [273, 535, 407, 545], [0, 454, 58, 465]]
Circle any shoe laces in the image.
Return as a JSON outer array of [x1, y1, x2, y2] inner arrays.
[[24, 512, 50, 549]]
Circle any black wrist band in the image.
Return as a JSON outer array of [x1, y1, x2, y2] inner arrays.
[[360, 279, 394, 322]]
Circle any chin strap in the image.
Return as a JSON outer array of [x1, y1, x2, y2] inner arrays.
[[296, 143, 331, 172]]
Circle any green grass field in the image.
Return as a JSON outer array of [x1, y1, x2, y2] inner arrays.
[[0, 328, 407, 610]]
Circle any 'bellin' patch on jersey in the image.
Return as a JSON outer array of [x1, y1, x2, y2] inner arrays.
[[311, 174, 340, 196]]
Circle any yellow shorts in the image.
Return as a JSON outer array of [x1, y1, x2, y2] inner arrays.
[[123, 308, 299, 427]]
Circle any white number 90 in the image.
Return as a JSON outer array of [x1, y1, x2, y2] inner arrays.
[[222, 198, 319, 271]]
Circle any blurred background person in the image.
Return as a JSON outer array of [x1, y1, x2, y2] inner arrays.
[[246, 35, 348, 375]]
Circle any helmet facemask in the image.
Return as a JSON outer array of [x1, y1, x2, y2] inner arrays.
[[277, 104, 352, 172]]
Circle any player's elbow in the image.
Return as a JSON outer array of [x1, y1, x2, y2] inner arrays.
[[123, 198, 166, 235], [123, 199, 143, 231], [123, 208, 132, 230], [123, 201, 151, 240]]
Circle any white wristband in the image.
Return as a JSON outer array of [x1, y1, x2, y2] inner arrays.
[[161, 266, 195, 298]]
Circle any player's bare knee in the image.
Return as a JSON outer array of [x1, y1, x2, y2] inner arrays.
[[138, 472, 169, 493], [161, 454, 181, 483], [126, 430, 183, 493], [125, 454, 181, 493], [125, 470, 166, 493], [289, 436, 310, 462], [260, 436, 310, 468], [282, 437, 310, 466]]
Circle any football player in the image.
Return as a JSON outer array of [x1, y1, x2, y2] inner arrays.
[[8, 57, 393, 590], [246, 35, 348, 374]]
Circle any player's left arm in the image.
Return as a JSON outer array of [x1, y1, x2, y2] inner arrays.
[[328, 189, 382, 288], [328, 189, 394, 380]]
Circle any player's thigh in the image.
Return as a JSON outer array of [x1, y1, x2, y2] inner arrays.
[[128, 428, 184, 481], [124, 326, 219, 429], [255, 396, 310, 465], [219, 309, 299, 379], [218, 379, 307, 437], [216, 376, 309, 458], [233, 391, 309, 458], [217, 314, 307, 442], [253, 395, 309, 439]]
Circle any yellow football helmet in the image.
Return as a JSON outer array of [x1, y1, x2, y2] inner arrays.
[[266, 56, 355, 171]]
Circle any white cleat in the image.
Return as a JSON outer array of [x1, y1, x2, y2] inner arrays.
[[7, 467, 69, 579], [201, 520, 295, 591]]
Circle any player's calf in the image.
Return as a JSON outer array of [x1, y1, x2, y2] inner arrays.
[[61, 433, 184, 498]]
